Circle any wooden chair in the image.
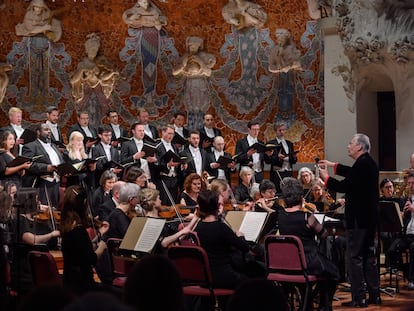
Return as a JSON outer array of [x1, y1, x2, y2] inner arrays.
[[264, 234, 325, 311], [28, 251, 61, 286], [106, 238, 135, 287], [167, 244, 235, 311]]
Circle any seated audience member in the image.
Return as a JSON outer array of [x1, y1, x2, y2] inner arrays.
[[62, 291, 131, 311], [123, 255, 183, 311], [17, 285, 74, 311], [226, 279, 288, 311], [278, 177, 339, 311], [60, 185, 109, 296]]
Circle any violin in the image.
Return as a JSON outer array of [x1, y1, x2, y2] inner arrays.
[[301, 202, 317, 213], [158, 204, 191, 219], [34, 209, 61, 224]]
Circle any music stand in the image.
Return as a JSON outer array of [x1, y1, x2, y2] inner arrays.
[[377, 200, 404, 295]]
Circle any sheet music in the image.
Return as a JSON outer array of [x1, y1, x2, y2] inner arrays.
[[134, 218, 165, 253], [314, 213, 341, 224], [239, 212, 267, 242]]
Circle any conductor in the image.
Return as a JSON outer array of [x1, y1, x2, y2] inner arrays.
[[318, 133, 380, 307]]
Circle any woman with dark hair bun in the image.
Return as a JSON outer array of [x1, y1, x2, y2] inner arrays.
[[60, 185, 110, 296]]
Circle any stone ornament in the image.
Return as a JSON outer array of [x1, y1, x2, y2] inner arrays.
[[306, 0, 333, 19], [172, 36, 216, 78], [15, 0, 62, 42], [122, 0, 167, 31], [70, 33, 119, 103], [222, 0, 267, 30], [0, 64, 12, 103], [268, 29, 302, 74]]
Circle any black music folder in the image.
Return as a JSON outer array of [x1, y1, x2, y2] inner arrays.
[[249, 142, 278, 153], [143, 134, 161, 145], [171, 133, 188, 146], [104, 160, 134, 170], [6, 155, 43, 167], [56, 162, 81, 176], [162, 150, 191, 164], [84, 136, 98, 144], [199, 132, 214, 145], [217, 155, 234, 168], [142, 142, 160, 157], [119, 216, 166, 257], [378, 200, 403, 233], [20, 128, 37, 144]]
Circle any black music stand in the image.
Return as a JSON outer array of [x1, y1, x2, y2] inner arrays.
[[377, 200, 404, 295]]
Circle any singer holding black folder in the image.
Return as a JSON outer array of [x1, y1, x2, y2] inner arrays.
[[265, 122, 297, 193], [0, 130, 32, 188]]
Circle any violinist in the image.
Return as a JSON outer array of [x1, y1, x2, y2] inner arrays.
[[297, 167, 314, 198], [138, 188, 191, 251], [278, 177, 339, 311], [60, 185, 109, 296], [234, 166, 256, 211], [10, 194, 60, 297], [104, 183, 140, 240], [179, 173, 202, 208], [308, 181, 345, 213], [193, 190, 261, 311]]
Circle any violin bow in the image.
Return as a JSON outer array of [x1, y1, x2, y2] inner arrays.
[[44, 185, 56, 231], [161, 180, 185, 225]]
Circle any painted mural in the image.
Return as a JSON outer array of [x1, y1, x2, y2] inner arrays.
[[0, 0, 324, 162]]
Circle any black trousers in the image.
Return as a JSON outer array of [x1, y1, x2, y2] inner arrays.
[[347, 228, 379, 302], [156, 176, 179, 206], [37, 179, 60, 209], [388, 234, 414, 282]]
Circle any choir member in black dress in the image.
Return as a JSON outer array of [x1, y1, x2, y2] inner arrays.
[[0, 130, 31, 188], [63, 131, 96, 188]]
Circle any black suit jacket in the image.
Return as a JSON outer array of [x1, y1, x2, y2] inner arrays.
[[21, 139, 64, 187], [146, 124, 159, 140], [205, 150, 234, 182], [120, 139, 157, 178], [67, 123, 98, 141], [235, 137, 265, 170], [109, 124, 129, 142], [180, 146, 208, 180], [198, 127, 222, 151], [155, 142, 181, 176], [98, 198, 117, 222], [326, 152, 379, 230], [91, 142, 121, 183], [265, 138, 297, 170]]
